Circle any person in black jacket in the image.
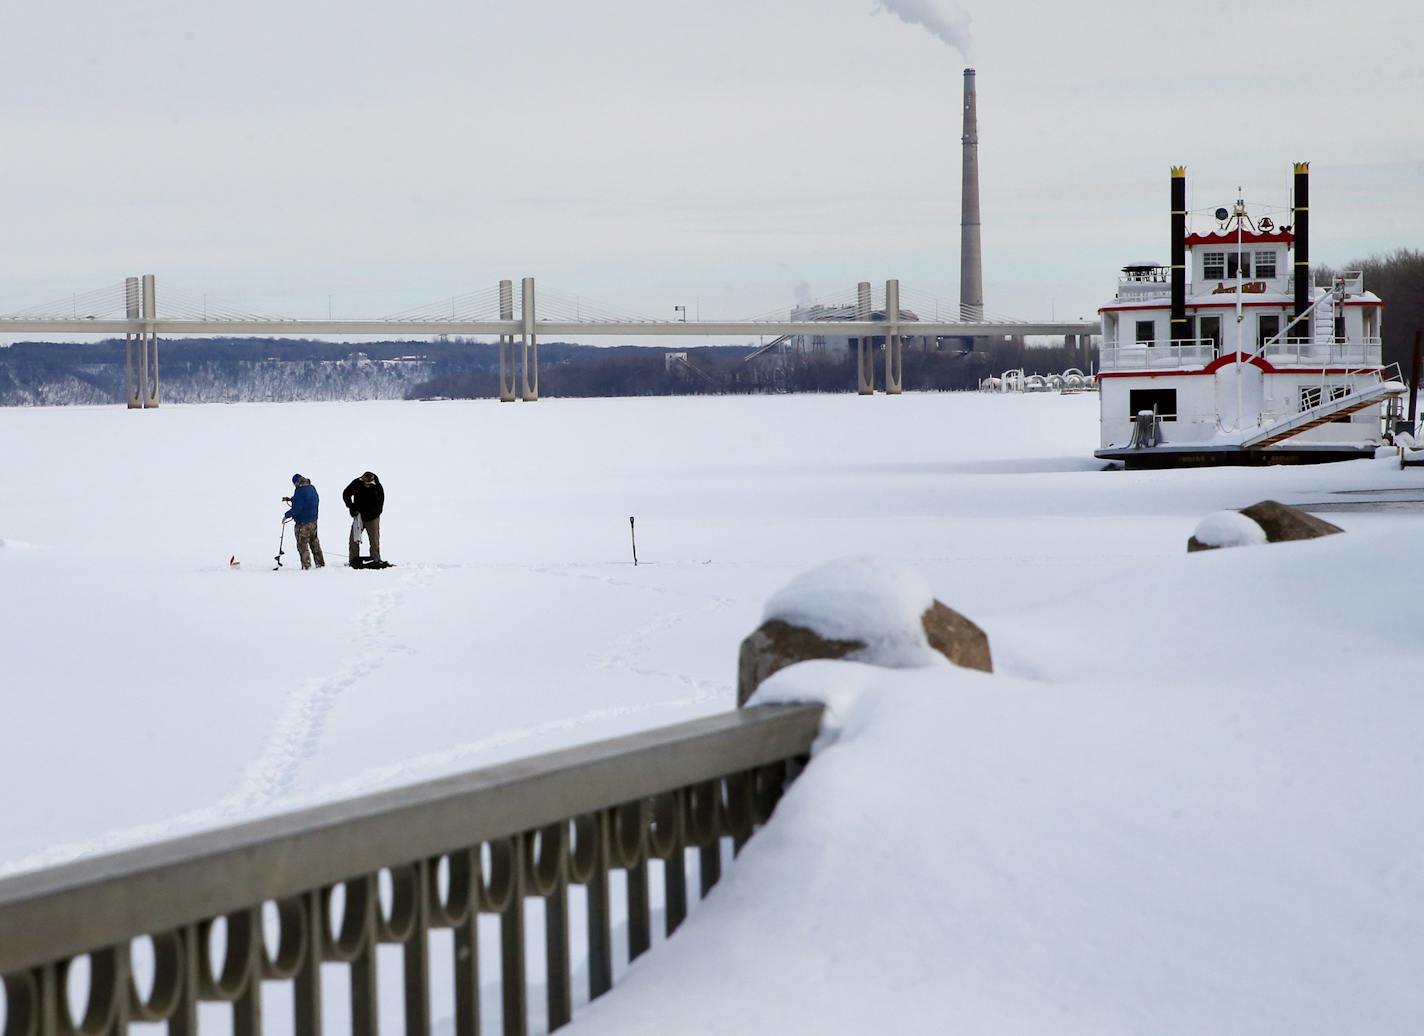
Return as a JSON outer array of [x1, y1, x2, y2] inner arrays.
[[342, 471, 385, 566]]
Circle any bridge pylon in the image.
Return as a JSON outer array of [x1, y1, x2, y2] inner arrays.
[[498, 279, 516, 402], [520, 277, 538, 402], [855, 281, 874, 394], [124, 275, 160, 408], [885, 279, 903, 395]]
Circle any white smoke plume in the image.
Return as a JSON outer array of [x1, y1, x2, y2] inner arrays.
[[872, 0, 972, 58]]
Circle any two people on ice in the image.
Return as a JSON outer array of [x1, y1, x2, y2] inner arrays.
[[342, 471, 385, 567], [280, 470, 384, 570], [282, 475, 325, 570]]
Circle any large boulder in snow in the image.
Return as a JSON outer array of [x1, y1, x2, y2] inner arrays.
[[737, 621, 863, 706], [1187, 510, 1267, 553], [1240, 500, 1343, 542], [1188, 499, 1343, 552], [920, 601, 994, 674], [736, 559, 992, 706]]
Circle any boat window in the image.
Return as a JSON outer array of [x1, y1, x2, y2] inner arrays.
[[1129, 388, 1177, 420], [1202, 252, 1225, 279], [1227, 251, 1252, 279], [1258, 314, 1281, 346], [1135, 320, 1155, 345], [1254, 251, 1277, 278], [1197, 315, 1222, 348], [1299, 386, 1323, 412]]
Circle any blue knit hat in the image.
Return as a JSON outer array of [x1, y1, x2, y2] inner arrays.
[[292, 474, 303, 484]]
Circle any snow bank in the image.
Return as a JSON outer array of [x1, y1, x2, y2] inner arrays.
[[571, 523, 1424, 1034], [1191, 509, 1267, 549], [762, 557, 940, 668]]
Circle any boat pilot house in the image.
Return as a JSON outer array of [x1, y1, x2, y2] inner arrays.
[[1096, 163, 1398, 468]]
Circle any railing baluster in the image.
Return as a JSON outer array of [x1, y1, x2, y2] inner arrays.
[[350, 943, 378, 1036], [36, 963, 59, 1036], [626, 860, 650, 963], [544, 882, 571, 1030], [585, 814, 613, 1002], [233, 909, 263, 1036], [169, 928, 198, 1036], [649, 791, 688, 939], [403, 862, 432, 1036], [349, 881, 378, 1036], [452, 908, 480, 1036], [498, 838, 527, 1036], [293, 893, 323, 1036], [105, 943, 132, 1036], [453, 848, 482, 1036], [663, 852, 688, 937], [699, 843, 721, 898]]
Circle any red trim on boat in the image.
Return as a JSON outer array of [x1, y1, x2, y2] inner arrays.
[[1100, 300, 1293, 314], [1099, 362, 1383, 380], [1184, 230, 1295, 246]]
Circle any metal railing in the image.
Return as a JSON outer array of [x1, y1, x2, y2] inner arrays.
[[1116, 283, 1174, 300], [1099, 339, 1215, 371], [0, 703, 824, 1036], [1261, 337, 1383, 368]]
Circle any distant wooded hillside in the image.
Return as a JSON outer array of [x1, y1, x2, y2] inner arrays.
[[0, 335, 1098, 404]]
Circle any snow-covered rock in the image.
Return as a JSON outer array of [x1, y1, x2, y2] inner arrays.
[[737, 558, 991, 704], [762, 557, 938, 667], [1188, 510, 1267, 552]]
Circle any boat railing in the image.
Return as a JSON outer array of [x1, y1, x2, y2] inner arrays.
[[1116, 283, 1175, 301], [1099, 338, 1215, 371], [1262, 337, 1382, 368]]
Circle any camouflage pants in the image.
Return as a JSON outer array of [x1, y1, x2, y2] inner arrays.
[[295, 521, 325, 569], [350, 515, 381, 563]]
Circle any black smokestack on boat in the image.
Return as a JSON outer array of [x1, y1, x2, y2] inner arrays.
[[1293, 162, 1310, 323], [1171, 166, 1187, 342]]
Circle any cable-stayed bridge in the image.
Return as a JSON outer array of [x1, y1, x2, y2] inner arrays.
[[0, 275, 1096, 405]]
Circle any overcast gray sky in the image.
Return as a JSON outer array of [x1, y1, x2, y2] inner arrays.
[[1, 0, 1419, 337]]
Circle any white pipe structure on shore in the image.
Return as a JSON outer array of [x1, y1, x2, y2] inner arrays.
[[981, 367, 1097, 393]]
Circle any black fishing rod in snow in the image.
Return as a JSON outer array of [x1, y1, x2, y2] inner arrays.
[[629, 516, 638, 566]]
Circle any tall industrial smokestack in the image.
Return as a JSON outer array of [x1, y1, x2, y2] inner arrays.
[[960, 68, 983, 321]]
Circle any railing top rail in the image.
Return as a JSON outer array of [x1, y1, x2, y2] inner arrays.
[[1101, 338, 1212, 348], [0, 702, 823, 973]]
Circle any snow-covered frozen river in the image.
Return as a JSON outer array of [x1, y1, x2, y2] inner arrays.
[[0, 391, 1414, 873], [6, 391, 1424, 1033]]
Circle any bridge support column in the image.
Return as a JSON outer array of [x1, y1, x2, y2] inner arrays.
[[498, 279, 516, 402], [141, 274, 159, 408], [884, 279, 903, 394], [855, 281, 874, 394], [520, 277, 538, 402], [124, 277, 142, 408]]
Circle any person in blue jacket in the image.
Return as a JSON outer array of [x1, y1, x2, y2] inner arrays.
[[282, 474, 325, 570]]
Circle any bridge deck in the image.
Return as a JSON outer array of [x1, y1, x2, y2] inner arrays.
[[0, 318, 1097, 337]]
